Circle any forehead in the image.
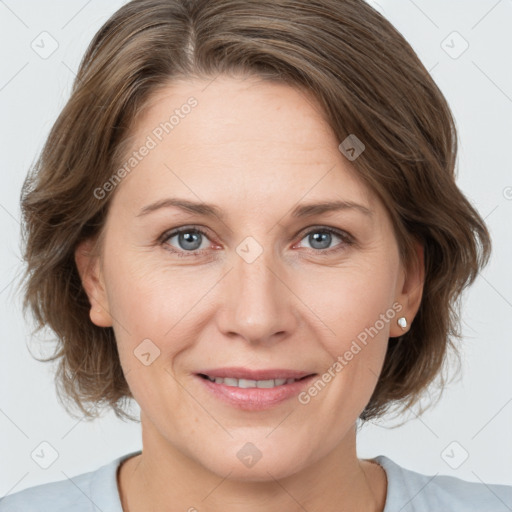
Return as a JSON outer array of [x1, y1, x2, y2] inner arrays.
[[135, 76, 337, 155], [111, 76, 379, 217]]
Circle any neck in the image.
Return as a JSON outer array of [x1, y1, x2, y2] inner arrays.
[[117, 417, 387, 512]]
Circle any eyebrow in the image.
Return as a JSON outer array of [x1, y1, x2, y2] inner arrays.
[[136, 198, 373, 219]]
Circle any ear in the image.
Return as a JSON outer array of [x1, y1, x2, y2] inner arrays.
[[74, 237, 113, 328], [389, 239, 425, 338]]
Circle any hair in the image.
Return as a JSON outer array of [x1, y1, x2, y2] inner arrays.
[[18, 0, 491, 423]]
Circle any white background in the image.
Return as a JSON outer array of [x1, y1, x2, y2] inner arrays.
[[0, 0, 511, 497]]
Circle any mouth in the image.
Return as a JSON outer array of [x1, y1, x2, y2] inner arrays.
[[194, 368, 318, 410], [197, 373, 313, 389]]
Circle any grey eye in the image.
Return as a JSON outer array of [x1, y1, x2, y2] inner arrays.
[[300, 230, 345, 251], [307, 231, 333, 250], [166, 229, 209, 252]]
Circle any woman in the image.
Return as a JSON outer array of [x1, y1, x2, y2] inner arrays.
[[1, 0, 510, 510]]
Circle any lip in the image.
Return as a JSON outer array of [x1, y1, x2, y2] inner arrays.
[[195, 368, 317, 411], [196, 367, 314, 380]]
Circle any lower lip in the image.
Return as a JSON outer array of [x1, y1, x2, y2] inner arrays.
[[195, 374, 317, 411]]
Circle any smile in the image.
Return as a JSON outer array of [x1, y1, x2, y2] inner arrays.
[[199, 374, 307, 388], [195, 372, 317, 410]]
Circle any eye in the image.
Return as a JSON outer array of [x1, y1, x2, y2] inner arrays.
[[159, 225, 354, 258], [161, 227, 212, 256], [295, 227, 354, 254]]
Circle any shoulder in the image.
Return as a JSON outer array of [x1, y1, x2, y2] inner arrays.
[[373, 455, 512, 512], [0, 451, 140, 512], [0, 470, 99, 512]]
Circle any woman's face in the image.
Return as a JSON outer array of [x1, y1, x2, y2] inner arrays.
[[77, 75, 423, 480]]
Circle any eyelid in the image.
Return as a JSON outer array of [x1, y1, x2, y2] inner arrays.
[[295, 224, 353, 242]]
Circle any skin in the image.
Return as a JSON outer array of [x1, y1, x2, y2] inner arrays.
[[75, 75, 424, 512]]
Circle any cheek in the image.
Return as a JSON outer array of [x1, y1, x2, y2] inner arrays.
[[102, 248, 212, 378], [296, 258, 398, 351], [105, 262, 191, 415], [300, 264, 398, 416], [103, 244, 194, 329]]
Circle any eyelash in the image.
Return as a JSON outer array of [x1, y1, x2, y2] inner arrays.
[[159, 225, 355, 258]]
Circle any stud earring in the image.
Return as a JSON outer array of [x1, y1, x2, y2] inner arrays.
[[397, 317, 407, 330]]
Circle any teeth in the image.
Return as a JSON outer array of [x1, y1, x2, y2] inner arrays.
[[238, 379, 256, 388], [206, 376, 300, 388]]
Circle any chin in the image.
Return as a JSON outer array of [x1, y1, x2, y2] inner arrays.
[[193, 443, 313, 483]]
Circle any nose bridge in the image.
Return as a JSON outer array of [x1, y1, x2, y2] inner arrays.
[[220, 236, 294, 343]]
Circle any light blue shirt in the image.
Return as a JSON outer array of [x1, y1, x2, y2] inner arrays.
[[1, 450, 511, 511]]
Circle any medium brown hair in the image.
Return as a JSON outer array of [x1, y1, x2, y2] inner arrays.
[[18, 0, 491, 423]]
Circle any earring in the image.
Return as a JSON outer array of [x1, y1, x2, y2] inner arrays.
[[397, 317, 407, 330]]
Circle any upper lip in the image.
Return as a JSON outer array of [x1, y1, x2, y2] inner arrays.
[[196, 367, 316, 380]]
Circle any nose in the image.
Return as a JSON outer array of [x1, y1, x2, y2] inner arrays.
[[216, 242, 298, 346]]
